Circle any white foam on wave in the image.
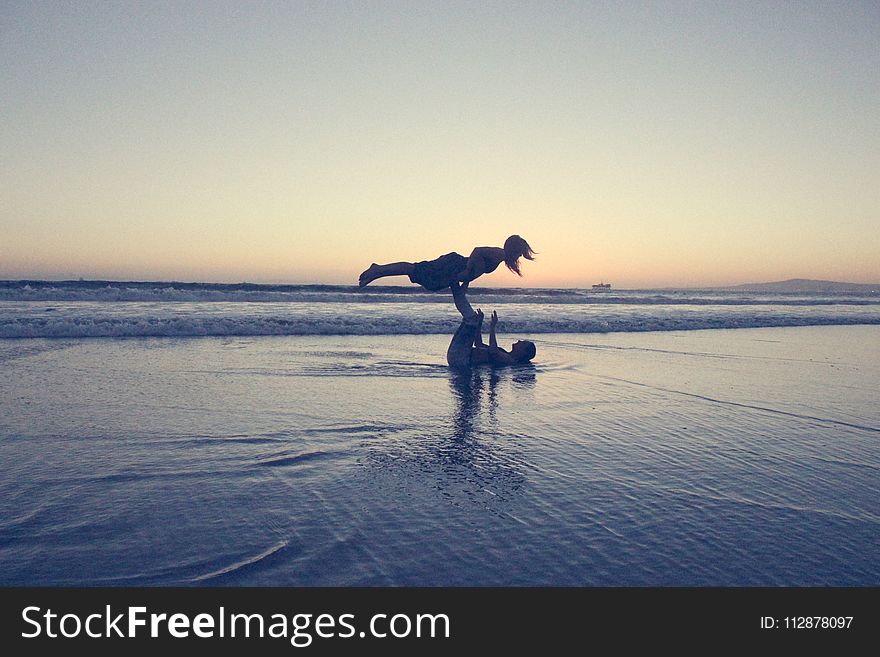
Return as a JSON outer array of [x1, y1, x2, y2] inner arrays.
[[3, 282, 879, 339], [2, 310, 878, 339]]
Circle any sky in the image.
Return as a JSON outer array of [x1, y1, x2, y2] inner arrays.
[[1, 1, 878, 288]]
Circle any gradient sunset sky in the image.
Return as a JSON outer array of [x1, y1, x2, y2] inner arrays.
[[2, 1, 878, 288]]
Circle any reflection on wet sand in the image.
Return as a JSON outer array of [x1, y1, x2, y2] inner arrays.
[[448, 365, 537, 443], [362, 366, 538, 507]]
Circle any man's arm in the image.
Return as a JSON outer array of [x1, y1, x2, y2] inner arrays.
[[474, 310, 486, 347], [489, 310, 499, 348], [487, 311, 513, 364], [471, 310, 491, 363]]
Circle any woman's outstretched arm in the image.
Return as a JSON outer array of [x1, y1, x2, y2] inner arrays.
[[456, 247, 500, 283]]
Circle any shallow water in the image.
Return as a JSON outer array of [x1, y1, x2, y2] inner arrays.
[[1, 326, 878, 585]]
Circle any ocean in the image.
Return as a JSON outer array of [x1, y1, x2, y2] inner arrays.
[[1, 281, 878, 585], [2, 280, 879, 338]]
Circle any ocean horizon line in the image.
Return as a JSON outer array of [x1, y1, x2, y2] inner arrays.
[[2, 277, 879, 294]]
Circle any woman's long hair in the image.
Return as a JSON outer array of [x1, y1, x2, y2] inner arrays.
[[503, 235, 536, 276]]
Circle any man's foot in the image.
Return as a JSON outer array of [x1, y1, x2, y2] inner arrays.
[[358, 264, 381, 287]]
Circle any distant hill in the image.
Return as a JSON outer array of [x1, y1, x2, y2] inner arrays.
[[728, 278, 879, 293]]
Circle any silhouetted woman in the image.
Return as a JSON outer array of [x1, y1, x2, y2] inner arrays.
[[358, 234, 535, 291]]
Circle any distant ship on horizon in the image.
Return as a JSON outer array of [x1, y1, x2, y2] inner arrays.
[[592, 282, 611, 289]]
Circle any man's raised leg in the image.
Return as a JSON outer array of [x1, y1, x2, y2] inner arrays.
[[447, 283, 480, 368]]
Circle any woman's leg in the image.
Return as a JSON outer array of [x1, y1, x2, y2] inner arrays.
[[358, 262, 415, 286]]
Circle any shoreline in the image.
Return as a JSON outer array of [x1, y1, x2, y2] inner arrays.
[[2, 321, 880, 342]]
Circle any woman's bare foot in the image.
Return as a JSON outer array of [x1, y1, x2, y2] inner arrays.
[[358, 264, 381, 287]]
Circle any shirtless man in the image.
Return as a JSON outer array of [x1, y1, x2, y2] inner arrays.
[[446, 282, 536, 369]]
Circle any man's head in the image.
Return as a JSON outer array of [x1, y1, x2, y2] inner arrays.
[[510, 340, 536, 363]]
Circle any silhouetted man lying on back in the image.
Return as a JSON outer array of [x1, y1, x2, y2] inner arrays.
[[446, 282, 536, 369]]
